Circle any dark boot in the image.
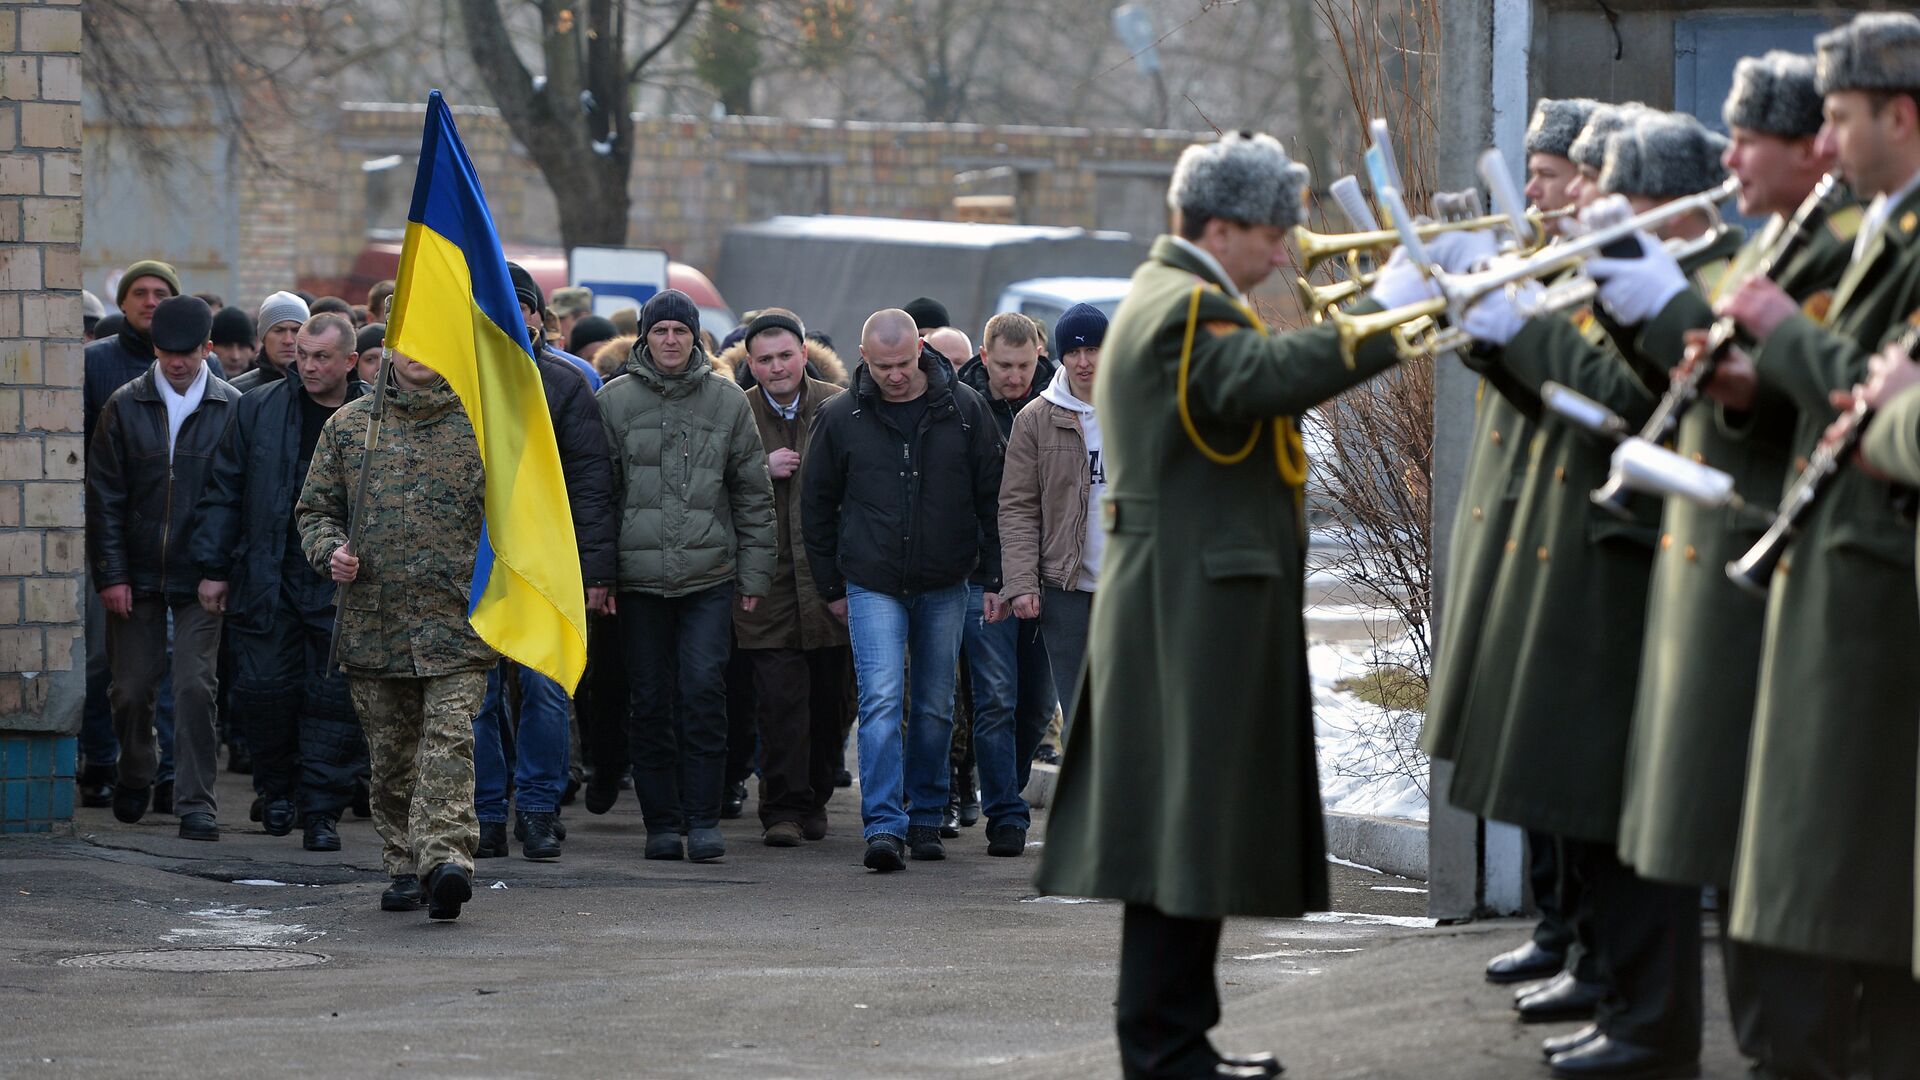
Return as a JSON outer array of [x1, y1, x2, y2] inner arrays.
[[351, 781, 371, 819], [262, 797, 297, 837], [111, 784, 150, 824], [475, 821, 510, 859], [381, 875, 423, 911], [78, 764, 115, 808], [302, 813, 341, 852], [424, 863, 472, 921], [152, 779, 175, 816], [584, 769, 620, 814], [942, 766, 963, 839], [518, 811, 562, 861], [720, 781, 747, 820], [957, 768, 981, 828]]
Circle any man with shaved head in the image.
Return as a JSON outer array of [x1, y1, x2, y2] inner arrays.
[[801, 308, 1005, 871], [924, 326, 972, 372]]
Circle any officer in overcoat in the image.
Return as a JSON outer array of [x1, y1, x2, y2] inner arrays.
[[1033, 132, 1423, 1080]]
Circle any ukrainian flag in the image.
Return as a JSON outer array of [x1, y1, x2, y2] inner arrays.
[[387, 91, 587, 691]]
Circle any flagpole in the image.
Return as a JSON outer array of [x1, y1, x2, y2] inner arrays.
[[327, 344, 393, 669]]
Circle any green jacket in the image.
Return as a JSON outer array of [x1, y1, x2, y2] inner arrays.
[[1729, 184, 1920, 968], [1034, 236, 1399, 919], [1616, 206, 1857, 888], [597, 343, 777, 599], [1858, 378, 1920, 981], [296, 377, 498, 679]]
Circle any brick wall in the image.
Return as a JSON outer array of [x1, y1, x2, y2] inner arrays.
[[0, 0, 83, 832]]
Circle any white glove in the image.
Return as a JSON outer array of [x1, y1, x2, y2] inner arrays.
[[1425, 228, 1500, 274], [1462, 282, 1545, 348], [1366, 247, 1439, 309], [1579, 194, 1634, 232], [1585, 232, 1688, 326]]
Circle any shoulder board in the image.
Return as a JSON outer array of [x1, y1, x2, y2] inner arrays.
[[1826, 204, 1864, 242]]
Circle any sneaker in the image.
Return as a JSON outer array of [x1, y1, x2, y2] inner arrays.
[[763, 821, 804, 847], [425, 863, 472, 921], [686, 826, 726, 862], [303, 813, 342, 852], [475, 821, 510, 859], [907, 824, 945, 861], [863, 833, 906, 872], [381, 874, 423, 912], [986, 823, 1028, 857], [644, 832, 684, 860]]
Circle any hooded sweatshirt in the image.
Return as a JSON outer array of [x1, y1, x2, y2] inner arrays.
[[1040, 368, 1104, 590]]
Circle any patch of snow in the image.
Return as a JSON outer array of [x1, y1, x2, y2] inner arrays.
[[232, 879, 308, 887], [1372, 885, 1427, 894], [1021, 896, 1101, 904], [1300, 911, 1437, 929], [1232, 947, 1364, 960], [1310, 637, 1430, 823], [161, 905, 319, 947], [1326, 854, 1384, 874]]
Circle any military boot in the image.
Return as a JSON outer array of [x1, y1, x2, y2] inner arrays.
[[518, 811, 562, 861], [475, 820, 510, 859]]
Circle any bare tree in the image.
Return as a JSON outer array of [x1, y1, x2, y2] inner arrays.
[[455, 0, 703, 251]]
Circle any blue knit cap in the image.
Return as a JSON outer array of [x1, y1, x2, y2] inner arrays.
[[1053, 303, 1108, 352]]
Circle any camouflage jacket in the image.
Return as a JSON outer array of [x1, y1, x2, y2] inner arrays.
[[296, 376, 497, 678]]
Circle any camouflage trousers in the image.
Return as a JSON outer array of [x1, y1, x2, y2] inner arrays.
[[347, 671, 486, 878]]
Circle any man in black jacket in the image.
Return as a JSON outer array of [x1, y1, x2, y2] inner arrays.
[[192, 313, 367, 850], [88, 296, 239, 841], [801, 308, 1004, 872], [468, 265, 618, 860]]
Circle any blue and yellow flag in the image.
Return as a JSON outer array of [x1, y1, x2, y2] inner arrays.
[[388, 91, 587, 691]]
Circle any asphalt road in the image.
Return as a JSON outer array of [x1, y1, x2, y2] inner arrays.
[[0, 768, 1749, 1079]]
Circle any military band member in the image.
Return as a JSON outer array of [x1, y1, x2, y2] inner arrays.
[[1034, 132, 1421, 1080], [1698, 12, 1920, 1072]]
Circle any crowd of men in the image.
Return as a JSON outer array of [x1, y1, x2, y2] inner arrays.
[[78, 249, 1110, 913], [68, 8, 1920, 1078]]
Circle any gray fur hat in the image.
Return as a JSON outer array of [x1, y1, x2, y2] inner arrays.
[[1599, 112, 1730, 198], [1166, 131, 1312, 230], [1725, 51, 1823, 137], [1568, 103, 1648, 171], [1525, 98, 1601, 159], [1815, 12, 1920, 95]]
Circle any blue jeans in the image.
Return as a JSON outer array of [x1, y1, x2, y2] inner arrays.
[[473, 661, 573, 821], [847, 581, 967, 841], [963, 583, 1029, 829]]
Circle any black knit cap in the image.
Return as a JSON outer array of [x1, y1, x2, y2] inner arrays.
[[566, 314, 618, 356], [151, 295, 214, 353], [506, 261, 543, 314], [640, 289, 700, 338], [744, 311, 806, 351], [904, 297, 949, 331], [356, 323, 385, 357], [210, 305, 255, 346]]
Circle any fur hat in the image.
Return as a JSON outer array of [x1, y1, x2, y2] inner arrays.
[[1524, 98, 1601, 159], [1724, 51, 1823, 138], [1568, 103, 1647, 172], [1815, 12, 1920, 96], [1167, 131, 1312, 230], [1599, 112, 1730, 199]]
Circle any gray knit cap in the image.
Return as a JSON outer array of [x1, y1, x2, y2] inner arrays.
[[257, 290, 310, 333], [1568, 103, 1648, 172], [1166, 131, 1312, 230], [1599, 112, 1730, 199], [1525, 98, 1601, 159], [1725, 51, 1824, 138], [1815, 12, 1920, 95]]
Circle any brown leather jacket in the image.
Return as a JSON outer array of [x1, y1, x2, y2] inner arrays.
[[732, 375, 849, 650], [998, 392, 1093, 599]]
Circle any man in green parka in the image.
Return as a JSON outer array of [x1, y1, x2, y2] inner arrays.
[[1447, 111, 1742, 1078], [1700, 12, 1920, 1072], [1032, 131, 1423, 1080], [1582, 53, 1862, 1077]]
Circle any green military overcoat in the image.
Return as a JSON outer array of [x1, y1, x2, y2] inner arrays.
[[1034, 236, 1399, 919], [1729, 186, 1920, 968], [1858, 378, 1920, 981], [1616, 205, 1857, 888]]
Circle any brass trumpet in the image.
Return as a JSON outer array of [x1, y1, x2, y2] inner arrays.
[[1292, 213, 1516, 276]]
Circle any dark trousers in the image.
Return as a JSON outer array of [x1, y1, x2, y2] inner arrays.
[[745, 645, 850, 827], [1567, 838, 1702, 1056], [724, 641, 757, 787], [1723, 937, 1920, 1080], [107, 597, 220, 815], [950, 615, 1055, 790], [620, 584, 734, 834], [577, 612, 629, 782], [1038, 585, 1092, 743], [1118, 903, 1224, 1080], [228, 603, 364, 816], [1530, 829, 1576, 955]]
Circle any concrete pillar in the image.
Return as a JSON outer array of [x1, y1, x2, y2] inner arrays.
[[1425, 0, 1530, 920]]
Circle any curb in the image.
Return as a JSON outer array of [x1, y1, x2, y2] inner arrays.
[[1324, 810, 1427, 881]]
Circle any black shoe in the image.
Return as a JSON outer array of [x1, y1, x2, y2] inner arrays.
[[381, 874, 423, 912], [250, 795, 265, 823], [687, 826, 726, 862], [1219, 1052, 1284, 1076], [303, 813, 341, 852], [1517, 972, 1605, 1024], [585, 774, 620, 814], [863, 834, 905, 872], [1548, 1035, 1699, 1079], [1487, 939, 1566, 984], [351, 781, 370, 819], [178, 812, 220, 841], [112, 784, 150, 824], [986, 823, 1028, 857], [152, 779, 174, 815], [424, 863, 472, 921], [1543, 1024, 1603, 1061], [519, 812, 562, 861], [644, 832, 684, 860], [78, 764, 115, 808], [834, 767, 853, 789], [907, 824, 945, 860], [1033, 744, 1061, 766], [801, 814, 828, 841], [958, 777, 981, 828], [940, 802, 961, 839], [720, 781, 748, 819], [475, 821, 509, 859], [262, 797, 297, 837], [1182, 1065, 1273, 1079], [512, 810, 566, 843], [560, 775, 579, 807], [226, 743, 253, 774]]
